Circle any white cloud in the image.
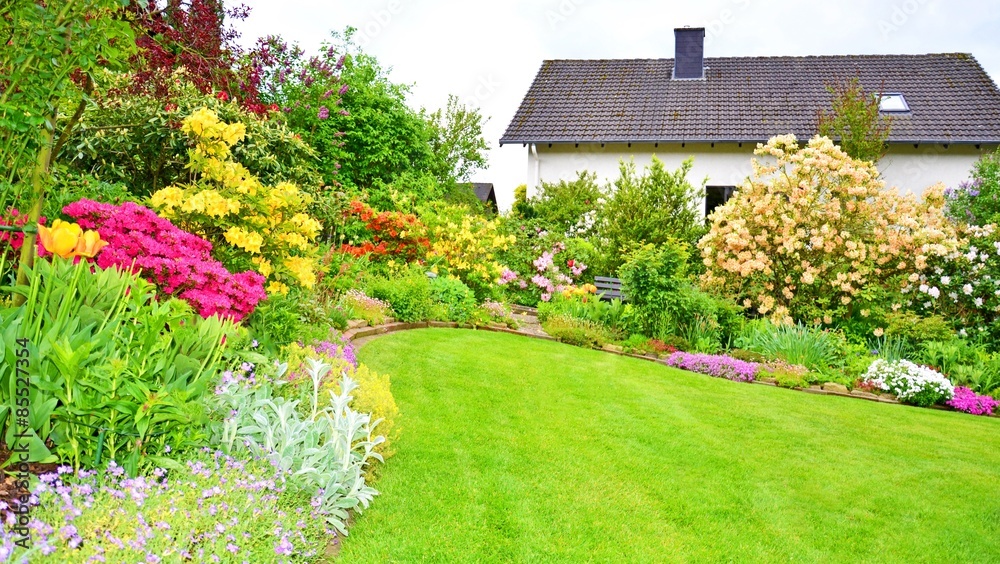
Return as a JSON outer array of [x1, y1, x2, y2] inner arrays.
[[230, 0, 1000, 210]]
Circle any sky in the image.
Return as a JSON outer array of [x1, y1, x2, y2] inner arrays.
[[229, 0, 1000, 210]]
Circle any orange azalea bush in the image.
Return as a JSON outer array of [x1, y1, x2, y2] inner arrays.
[[698, 135, 958, 330]]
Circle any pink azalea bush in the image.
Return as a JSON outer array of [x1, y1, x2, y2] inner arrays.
[[947, 386, 999, 415], [665, 351, 758, 383], [64, 199, 266, 321]]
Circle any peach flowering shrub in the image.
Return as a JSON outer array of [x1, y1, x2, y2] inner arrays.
[[698, 135, 958, 331], [150, 107, 323, 295]]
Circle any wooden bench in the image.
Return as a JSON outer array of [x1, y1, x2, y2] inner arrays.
[[594, 276, 625, 301]]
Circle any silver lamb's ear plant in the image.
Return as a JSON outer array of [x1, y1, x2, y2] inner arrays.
[[207, 357, 385, 536]]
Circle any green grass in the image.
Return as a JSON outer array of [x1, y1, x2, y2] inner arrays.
[[341, 329, 1000, 562]]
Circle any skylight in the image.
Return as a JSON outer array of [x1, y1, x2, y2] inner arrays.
[[878, 93, 910, 113]]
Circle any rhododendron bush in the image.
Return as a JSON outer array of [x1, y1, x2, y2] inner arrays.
[[338, 200, 430, 261], [65, 199, 266, 321], [699, 135, 958, 331], [150, 107, 323, 295]]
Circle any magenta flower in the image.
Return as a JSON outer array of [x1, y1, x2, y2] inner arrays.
[[318, 106, 330, 120], [666, 352, 758, 383], [947, 386, 999, 415]]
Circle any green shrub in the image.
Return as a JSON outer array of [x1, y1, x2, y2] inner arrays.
[[736, 319, 843, 373], [727, 348, 767, 363], [1, 259, 234, 471], [542, 315, 615, 348], [245, 291, 310, 352], [883, 311, 954, 344], [429, 276, 477, 323], [529, 170, 604, 236], [367, 268, 433, 322], [596, 156, 705, 273]]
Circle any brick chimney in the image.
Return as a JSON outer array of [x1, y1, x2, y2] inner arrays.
[[674, 27, 705, 80]]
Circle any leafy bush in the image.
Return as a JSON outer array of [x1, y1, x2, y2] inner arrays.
[[542, 315, 615, 348], [862, 359, 954, 407], [1, 258, 234, 470], [367, 268, 433, 322], [597, 156, 704, 272], [699, 135, 958, 333], [945, 146, 1000, 226], [736, 320, 843, 373], [726, 348, 767, 363], [149, 107, 323, 294], [65, 69, 322, 199], [0, 453, 332, 562], [665, 352, 758, 383], [528, 170, 604, 236], [65, 199, 266, 321], [429, 276, 477, 323], [617, 241, 741, 346], [210, 359, 384, 535]]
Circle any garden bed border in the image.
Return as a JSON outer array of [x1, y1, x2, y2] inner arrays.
[[342, 321, 1000, 418]]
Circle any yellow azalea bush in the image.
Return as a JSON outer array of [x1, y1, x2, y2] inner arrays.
[[698, 135, 958, 331], [151, 107, 322, 294], [421, 205, 515, 299]]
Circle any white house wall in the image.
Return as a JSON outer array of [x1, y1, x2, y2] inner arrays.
[[526, 142, 994, 208]]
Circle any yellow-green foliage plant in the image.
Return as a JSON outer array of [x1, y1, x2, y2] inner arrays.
[[282, 343, 399, 459], [698, 135, 958, 335], [150, 107, 323, 295]]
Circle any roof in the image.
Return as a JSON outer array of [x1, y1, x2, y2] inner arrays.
[[500, 53, 1000, 145], [469, 182, 497, 211]]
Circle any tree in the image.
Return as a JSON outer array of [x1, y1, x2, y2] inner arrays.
[[424, 95, 489, 182], [126, 0, 255, 105], [1, 0, 135, 297], [817, 77, 892, 163], [250, 29, 437, 195]]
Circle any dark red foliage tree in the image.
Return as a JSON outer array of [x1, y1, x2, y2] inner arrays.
[[126, 0, 261, 108]]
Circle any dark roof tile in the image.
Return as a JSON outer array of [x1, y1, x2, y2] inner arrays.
[[501, 54, 1000, 144]]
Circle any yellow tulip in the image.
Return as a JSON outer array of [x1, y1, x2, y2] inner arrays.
[[38, 220, 82, 259], [73, 230, 108, 258]]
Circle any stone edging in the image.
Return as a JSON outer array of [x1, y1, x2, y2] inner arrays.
[[342, 321, 1000, 419]]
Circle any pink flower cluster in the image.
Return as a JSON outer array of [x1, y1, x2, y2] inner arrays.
[[665, 351, 758, 383], [946, 386, 999, 416], [64, 199, 266, 321]]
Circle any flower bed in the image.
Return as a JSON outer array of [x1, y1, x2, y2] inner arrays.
[[665, 352, 758, 383]]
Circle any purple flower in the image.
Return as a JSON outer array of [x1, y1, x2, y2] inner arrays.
[[947, 386, 999, 415], [275, 536, 294, 556], [338, 83, 349, 95], [318, 106, 330, 120], [665, 352, 758, 382]]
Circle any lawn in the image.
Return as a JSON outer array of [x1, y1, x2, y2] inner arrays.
[[340, 329, 1000, 562]]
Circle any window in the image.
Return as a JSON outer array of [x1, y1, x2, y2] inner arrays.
[[878, 93, 909, 113], [705, 186, 735, 217]]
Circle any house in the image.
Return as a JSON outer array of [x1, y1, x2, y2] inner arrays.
[[500, 27, 1000, 216]]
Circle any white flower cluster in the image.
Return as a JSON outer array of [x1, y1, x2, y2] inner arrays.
[[863, 359, 954, 402]]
